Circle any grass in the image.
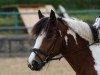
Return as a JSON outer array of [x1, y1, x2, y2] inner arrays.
[[67, 13, 100, 24], [70, 14, 93, 20], [0, 0, 99, 9]]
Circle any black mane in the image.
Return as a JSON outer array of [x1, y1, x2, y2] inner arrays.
[[31, 17, 50, 36]]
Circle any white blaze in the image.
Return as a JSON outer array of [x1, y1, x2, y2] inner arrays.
[[28, 52, 36, 64], [33, 32, 46, 49], [28, 31, 46, 65], [89, 44, 100, 75]]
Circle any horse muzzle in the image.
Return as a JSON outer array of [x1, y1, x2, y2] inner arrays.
[[28, 60, 45, 71]]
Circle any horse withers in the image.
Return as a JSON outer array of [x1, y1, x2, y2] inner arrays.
[[27, 10, 100, 75]]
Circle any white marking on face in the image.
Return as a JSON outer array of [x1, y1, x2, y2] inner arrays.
[[28, 31, 46, 65], [89, 45, 100, 75], [33, 32, 46, 49], [67, 29, 78, 45], [64, 36, 68, 45], [28, 52, 36, 65]]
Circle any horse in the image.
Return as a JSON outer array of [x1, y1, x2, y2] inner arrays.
[[27, 10, 100, 75]]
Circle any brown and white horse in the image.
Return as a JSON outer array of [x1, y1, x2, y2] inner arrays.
[[28, 10, 100, 75]]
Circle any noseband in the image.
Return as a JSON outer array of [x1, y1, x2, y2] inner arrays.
[[31, 30, 63, 64]]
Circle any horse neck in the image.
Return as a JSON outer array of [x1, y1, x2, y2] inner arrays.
[[60, 27, 97, 75]]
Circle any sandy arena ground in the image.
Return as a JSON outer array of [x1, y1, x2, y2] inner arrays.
[[0, 57, 76, 75]]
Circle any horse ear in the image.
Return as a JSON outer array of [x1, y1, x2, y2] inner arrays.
[[38, 10, 44, 19], [50, 10, 56, 24]]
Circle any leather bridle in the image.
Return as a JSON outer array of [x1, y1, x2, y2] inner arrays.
[[31, 30, 63, 64]]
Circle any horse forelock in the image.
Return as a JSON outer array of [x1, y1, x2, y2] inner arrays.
[[31, 17, 50, 36]]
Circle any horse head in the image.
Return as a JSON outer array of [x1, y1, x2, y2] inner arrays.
[[27, 10, 100, 75], [27, 10, 67, 71]]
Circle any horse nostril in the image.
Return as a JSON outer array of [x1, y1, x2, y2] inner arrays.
[[32, 60, 39, 67], [31, 60, 44, 71]]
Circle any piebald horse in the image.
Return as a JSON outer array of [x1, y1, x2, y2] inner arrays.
[[28, 10, 100, 75]]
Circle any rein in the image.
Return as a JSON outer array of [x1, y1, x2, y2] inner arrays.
[[31, 30, 63, 64]]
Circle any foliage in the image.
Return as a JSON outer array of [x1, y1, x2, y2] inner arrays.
[[0, 0, 100, 34], [0, 0, 100, 9]]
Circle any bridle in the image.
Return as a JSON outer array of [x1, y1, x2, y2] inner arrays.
[[31, 29, 63, 64]]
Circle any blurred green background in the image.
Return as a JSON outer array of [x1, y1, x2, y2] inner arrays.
[[0, 0, 100, 35], [0, 0, 100, 9]]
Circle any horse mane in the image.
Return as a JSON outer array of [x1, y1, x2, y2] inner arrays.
[[62, 17, 95, 43], [31, 17, 50, 36], [31, 16, 98, 43]]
